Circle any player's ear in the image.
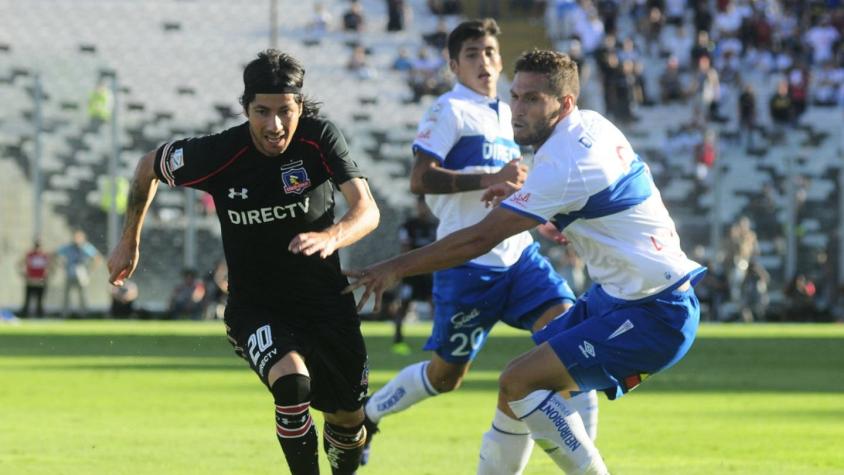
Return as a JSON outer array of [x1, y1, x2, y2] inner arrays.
[[449, 58, 458, 74]]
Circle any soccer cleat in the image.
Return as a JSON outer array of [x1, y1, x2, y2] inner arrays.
[[359, 397, 379, 466]]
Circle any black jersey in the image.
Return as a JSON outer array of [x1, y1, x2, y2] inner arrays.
[[154, 117, 364, 318]]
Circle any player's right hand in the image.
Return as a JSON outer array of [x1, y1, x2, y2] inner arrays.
[[107, 240, 139, 287], [481, 181, 521, 208], [494, 159, 528, 187]]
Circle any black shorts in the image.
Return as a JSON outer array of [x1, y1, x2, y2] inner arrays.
[[224, 305, 369, 413]]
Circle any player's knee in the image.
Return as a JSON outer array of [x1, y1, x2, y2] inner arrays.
[[498, 363, 530, 402], [428, 370, 463, 393], [324, 408, 365, 428], [270, 373, 311, 405]]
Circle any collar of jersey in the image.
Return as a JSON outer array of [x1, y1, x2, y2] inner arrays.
[[554, 106, 582, 134], [452, 82, 497, 103]]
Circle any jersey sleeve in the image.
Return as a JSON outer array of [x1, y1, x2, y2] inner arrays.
[[154, 129, 244, 192], [411, 99, 460, 162], [500, 151, 585, 223], [318, 120, 364, 185]]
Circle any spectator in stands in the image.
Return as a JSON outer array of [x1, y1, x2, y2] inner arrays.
[[769, 78, 794, 136], [109, 278, 138, 318], [427, 0, 461, 15], [784, 273, 820, 321], [343, 0, 366, 33], [347, 45, 378, 80], [689, 29, 714, 70], [167, 268, 206, 320], [804, 15, 840, 66], [87, 77, 112, 126], [739, 258, 770, 322], [57, 230, 100, 318], [738, 82, 758, 150], [787, 66, 810, 122], [694, 128, 717, 188], [386, 0, 409, 32], [660, 55, 686, 103], [662, 24, 693, 69], [204, 259, 228, 320], [724, 216, 759, 308], [423, 17, 450, 51], [546, 0, 581, 44], [392, 47, 415, 71], [306, 2, 332, 37], [694, 258, 729, 321], [690, 55, 725, 124], [409, 47, 451, 101], [18, 240, 50, 318], [643, 5, 663, 55], [812, 60, 844, 106]]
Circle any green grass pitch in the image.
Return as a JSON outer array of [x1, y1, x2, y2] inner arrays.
[[1, 321, 843, 474]]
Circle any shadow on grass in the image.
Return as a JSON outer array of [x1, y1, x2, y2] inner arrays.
[[2, 333, 842, 393]]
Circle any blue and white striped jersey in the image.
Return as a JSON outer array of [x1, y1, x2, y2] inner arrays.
[[502, 108, 700, 300], [412, 82, 533, 268]]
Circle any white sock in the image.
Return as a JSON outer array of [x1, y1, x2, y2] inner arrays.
[[509, 390, 608, 475], [365, 361, 438, 424], [567, 390, 599, 441], [477, 409, 535, 475]]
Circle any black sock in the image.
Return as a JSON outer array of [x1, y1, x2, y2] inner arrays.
[[272, 375, 319, 475], [323, 421, 366, 475]]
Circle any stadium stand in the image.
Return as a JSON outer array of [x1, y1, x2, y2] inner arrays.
[[1, 0, 842, 321]]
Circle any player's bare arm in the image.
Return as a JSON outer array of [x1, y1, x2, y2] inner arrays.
[[107, 150, 159, 286], [288, 177, 379, 258], [410, 150, 526, 195], [344, 206, 537, 312]]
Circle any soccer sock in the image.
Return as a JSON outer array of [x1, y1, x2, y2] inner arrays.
[[365, 361, 438, 424], [567, 390, 599, 441], [509, 390, 608, 475], [272, 375, 319, 475], [477, 408, 534, 475], [323, 421, 366, 475]]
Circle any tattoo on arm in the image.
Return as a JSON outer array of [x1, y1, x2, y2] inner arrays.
[[421, 168, 483, 193]]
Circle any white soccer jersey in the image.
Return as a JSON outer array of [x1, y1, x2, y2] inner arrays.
[[502, 108, 700, 300], [413, 83, 533, 268]]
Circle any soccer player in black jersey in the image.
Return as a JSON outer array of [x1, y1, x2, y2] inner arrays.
[[107, 50, 380, 475]]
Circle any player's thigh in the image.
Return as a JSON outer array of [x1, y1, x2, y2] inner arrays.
[[500, 342, 579, 399], [531, 301, 573, 333], [502, 243, 576, 330], [224, 307, 300, 386], [426, 267, 508, 363], [307, 316, 369, 414]]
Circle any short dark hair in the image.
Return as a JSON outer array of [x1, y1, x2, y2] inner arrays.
[[447, 18, 501, 61], [240, 49, 321, 118], [514, 49, 580, 100]]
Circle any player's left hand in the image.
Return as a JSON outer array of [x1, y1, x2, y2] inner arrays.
[[343, 262, 402, 313], [288, 231, 339, 258]]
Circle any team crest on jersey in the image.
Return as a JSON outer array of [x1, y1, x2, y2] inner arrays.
[[281, 160, 310, 195]]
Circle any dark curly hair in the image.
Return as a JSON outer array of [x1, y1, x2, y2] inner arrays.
[[514, 49, 579, 100]]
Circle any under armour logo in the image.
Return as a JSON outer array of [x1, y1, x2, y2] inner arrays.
[[228, 188, 248, 199]]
